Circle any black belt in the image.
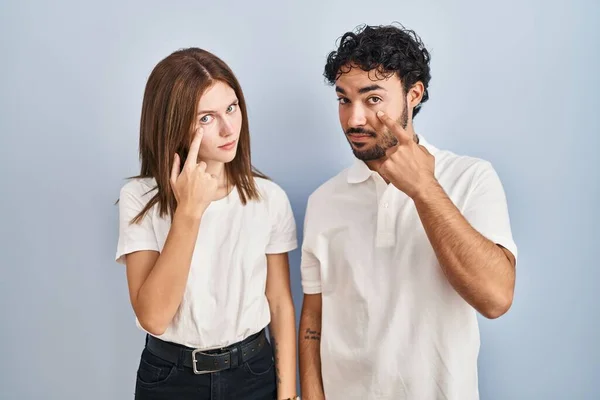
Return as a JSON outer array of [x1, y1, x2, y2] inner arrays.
[[146, 329, 268, 374]]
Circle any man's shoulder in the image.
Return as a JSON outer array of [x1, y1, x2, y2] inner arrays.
[[434, 146, 496, 183], [306, 167, 353, 207]]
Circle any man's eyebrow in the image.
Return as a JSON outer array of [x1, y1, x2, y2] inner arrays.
[[335, 84, 387, 95], [358, 84, 386, 94]]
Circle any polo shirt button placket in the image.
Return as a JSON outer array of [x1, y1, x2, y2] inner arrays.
[[376, 190, 395, 248]]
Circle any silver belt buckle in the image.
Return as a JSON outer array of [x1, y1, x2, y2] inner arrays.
[[191, 349, 223, 375]]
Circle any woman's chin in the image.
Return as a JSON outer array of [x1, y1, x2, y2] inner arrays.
[[216, 152, 238, 164]]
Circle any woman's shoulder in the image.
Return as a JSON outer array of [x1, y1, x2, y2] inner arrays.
[[251, 177, 293, 213], [253, 177, 288, 200], [119, 177, 157, 200]]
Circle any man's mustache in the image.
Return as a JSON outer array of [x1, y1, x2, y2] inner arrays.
[[346, 127, 377, 137]]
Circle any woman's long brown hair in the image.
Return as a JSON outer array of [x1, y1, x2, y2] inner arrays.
[[131, 48, 267, 224]]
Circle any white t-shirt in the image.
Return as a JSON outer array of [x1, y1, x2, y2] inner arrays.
[[116, 177, 297, 349], [301, 136, 517, 400]]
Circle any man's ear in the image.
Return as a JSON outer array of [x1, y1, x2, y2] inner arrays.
[[407, 81, 425, 109]]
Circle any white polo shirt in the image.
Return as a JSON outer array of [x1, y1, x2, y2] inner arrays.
[[116, 177, 297, 349], [301, 136, 517, 400]]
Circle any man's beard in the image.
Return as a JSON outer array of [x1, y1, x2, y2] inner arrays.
[[345, 103, 408, 161]]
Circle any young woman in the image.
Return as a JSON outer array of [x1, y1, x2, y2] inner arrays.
[[116, 48, 299, 400]]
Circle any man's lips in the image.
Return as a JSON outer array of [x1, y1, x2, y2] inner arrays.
[[348, 134, 373, 142]]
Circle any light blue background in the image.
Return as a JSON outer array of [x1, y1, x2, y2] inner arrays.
[[1, 0, 598, 399]]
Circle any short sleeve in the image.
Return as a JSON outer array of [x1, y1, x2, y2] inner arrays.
[[462, 162, 518, 260], [265, 184, 298, 254], [300, 197, 322, 294], [115, 181, 160, 265]]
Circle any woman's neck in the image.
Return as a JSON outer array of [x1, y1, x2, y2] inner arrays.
[[203, 160, 225, 185], [203, 160, 233, 200]]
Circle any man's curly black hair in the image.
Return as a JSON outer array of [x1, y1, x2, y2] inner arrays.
[[324, 24, 431, 117]]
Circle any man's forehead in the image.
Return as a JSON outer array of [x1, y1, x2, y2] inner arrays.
[[335, 66, 401, 92]]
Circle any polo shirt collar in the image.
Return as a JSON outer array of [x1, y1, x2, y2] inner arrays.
[[346, 135, 437, 184], [347, 158, 373, 184]]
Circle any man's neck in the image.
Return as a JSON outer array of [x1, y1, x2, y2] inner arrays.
[[365, 133, 420, 176]]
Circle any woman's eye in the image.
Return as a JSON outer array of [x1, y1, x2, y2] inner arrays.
[[226, 104, 237, 113], [199, 115, 213, 124]]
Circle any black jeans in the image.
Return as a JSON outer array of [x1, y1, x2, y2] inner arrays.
[[134, 335, 277, 399]]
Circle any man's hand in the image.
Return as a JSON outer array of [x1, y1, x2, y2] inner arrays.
[[376, 109, 436, 199]]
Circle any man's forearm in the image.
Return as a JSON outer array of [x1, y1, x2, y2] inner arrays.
[[268, 301, 297, 399], [413, 179, 515, 318], [299, 308, 324, 399]]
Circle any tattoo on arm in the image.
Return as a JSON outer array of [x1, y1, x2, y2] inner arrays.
[[272, 336, 281, 384], [303, 328, 321, 341]]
